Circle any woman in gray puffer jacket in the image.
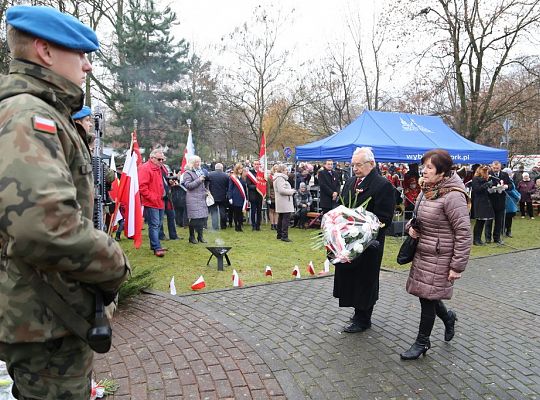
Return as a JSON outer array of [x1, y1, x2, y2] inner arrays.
[[401, 149, 472, 360], [183, 155, 209, 244]]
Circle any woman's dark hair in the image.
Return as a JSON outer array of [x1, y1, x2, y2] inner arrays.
[[421, 149, 453, 177]]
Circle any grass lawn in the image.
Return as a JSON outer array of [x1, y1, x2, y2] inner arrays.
[[118, 216, 540, 296]]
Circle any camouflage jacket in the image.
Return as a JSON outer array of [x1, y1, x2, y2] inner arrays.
[[0, 60, 130, 343]]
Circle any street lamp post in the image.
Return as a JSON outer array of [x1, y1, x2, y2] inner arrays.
[[501, 118, 512, 148]]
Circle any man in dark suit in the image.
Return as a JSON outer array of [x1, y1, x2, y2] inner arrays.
[[207, 163, 230, 230], [318, 160, 341, 214], [333, 147, 395, 333], [485, 160, 511, 244]]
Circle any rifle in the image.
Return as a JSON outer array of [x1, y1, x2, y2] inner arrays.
[[92, 107, 106, 231]]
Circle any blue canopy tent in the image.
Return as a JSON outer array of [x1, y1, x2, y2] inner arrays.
[[295, 110, 507, 164]]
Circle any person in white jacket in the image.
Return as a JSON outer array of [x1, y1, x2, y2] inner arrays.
[[272, 164, 297, 242]]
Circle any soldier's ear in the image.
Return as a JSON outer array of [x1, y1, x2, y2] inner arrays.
[[33, 38, 54, 67]]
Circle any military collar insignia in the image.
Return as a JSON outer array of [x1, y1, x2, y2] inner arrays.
[[33, 116, 57, 134]]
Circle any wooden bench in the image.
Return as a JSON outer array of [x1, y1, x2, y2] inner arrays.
[[306, 212, 321, 228]]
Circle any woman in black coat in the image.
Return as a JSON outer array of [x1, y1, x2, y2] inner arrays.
[[332, 148, 395, 333], [471, 165, 494, 245]]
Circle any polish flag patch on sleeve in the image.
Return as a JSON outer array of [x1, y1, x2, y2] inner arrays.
[[32, 116, 57, 134]]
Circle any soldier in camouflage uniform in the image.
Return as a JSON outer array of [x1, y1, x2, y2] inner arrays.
[[0, 6, 130, 399]]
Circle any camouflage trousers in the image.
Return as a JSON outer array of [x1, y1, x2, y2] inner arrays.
[[0, 335, 93, 399]]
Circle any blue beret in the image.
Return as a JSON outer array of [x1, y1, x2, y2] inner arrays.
[[6, 6, 99, 53], [72, 106, 92, 120]]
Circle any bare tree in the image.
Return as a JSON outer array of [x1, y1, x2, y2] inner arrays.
[[218, 5, 304, 153], [347, 8, 388, 111], [404, 0, 540, 141], [301, 47, 360, 136]]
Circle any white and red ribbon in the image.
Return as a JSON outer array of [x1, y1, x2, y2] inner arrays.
[[230, 174, 248, 211]]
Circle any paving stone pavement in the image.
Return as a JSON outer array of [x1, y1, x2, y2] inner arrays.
[[96, 249, 540, 399]]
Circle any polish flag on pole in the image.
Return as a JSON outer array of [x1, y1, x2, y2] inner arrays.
[[265, 266, 273, 277], [256, 131, 267, 198], [319, 259, 331, 275], [169, 276, 177, 295], [131, 130, 142, 166], [232, 269, 244, 287], [109, 153, 117, 172], [292, 265, 301, 279], [180, 123, 195, 174], [307, 261, 315, 275], [191, 275, 206, 291], [112, 134, 143, 248]]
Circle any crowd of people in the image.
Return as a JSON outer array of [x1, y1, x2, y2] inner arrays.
[[2, 6, 539, 400], [133, 148, 540, 259]]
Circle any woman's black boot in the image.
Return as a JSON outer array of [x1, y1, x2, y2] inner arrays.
[[400, 334, 431, 360], [473, 220, 485, 245], [444, 310, 457, 342], [188, 226, 197, 244]]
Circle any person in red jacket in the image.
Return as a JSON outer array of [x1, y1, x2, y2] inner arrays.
[[139, 149, 166, 257]]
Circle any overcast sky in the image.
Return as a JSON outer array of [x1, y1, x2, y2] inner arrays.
[[169, 0, 379, 65]]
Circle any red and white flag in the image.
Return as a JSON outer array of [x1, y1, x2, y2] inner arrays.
[[115, 138, 143, 248], [232, 269, 244, 287], [256, 131, 267, 198], [307, 261, 315, 275], [131, 130, 142, 166], [319, 259, 331, 275], [109, 153, 117, 172], [169, 276, 177, 295], [265, 266, 273, 276], [180, 124, 195, 174], [191, 275, 206, 291], [292, 265, 300, 279]]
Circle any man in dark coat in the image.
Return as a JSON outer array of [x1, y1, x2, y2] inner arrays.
[[208, 163, 230, 230], [333, 147, 395, 333], [318, 160, 341, 214], [485, 160, 511, 244], [247, 159, 264, 230]]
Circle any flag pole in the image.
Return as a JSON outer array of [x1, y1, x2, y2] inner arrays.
[[108, 119, 137, 236]]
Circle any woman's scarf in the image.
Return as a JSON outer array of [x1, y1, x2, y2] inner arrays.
[[193, 168, 205, 177], [421, 176, 452, 200]]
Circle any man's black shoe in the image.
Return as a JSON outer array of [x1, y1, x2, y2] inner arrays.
[[485, 238, 492, 243], [343, 322, 371, 333], [281, 238, 292, 242], [495, 239, 504, 245]]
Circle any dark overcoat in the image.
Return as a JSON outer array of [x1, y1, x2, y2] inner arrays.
[[471, 176, 494, 219], [208, 170, 230, 202], [333, 168, 395, 309], [488, 171, 511, 211], [318, 169, 341, 209]]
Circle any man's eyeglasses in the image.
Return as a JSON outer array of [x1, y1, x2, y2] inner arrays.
[[351, 161, 371, 168], [153, 157, 165, 162]]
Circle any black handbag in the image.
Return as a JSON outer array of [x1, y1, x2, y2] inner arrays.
[[397, 235, 418, 265], [396, 193, 423, 265]]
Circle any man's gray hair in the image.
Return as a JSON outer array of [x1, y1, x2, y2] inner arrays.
[[150, 149, 164, 158], [215, 163, 224, 171], [353, 147, 375, 162]]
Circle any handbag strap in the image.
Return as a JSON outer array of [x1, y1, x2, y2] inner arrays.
[[412, 192, 424, 219], [16, 262, 93, 342]]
